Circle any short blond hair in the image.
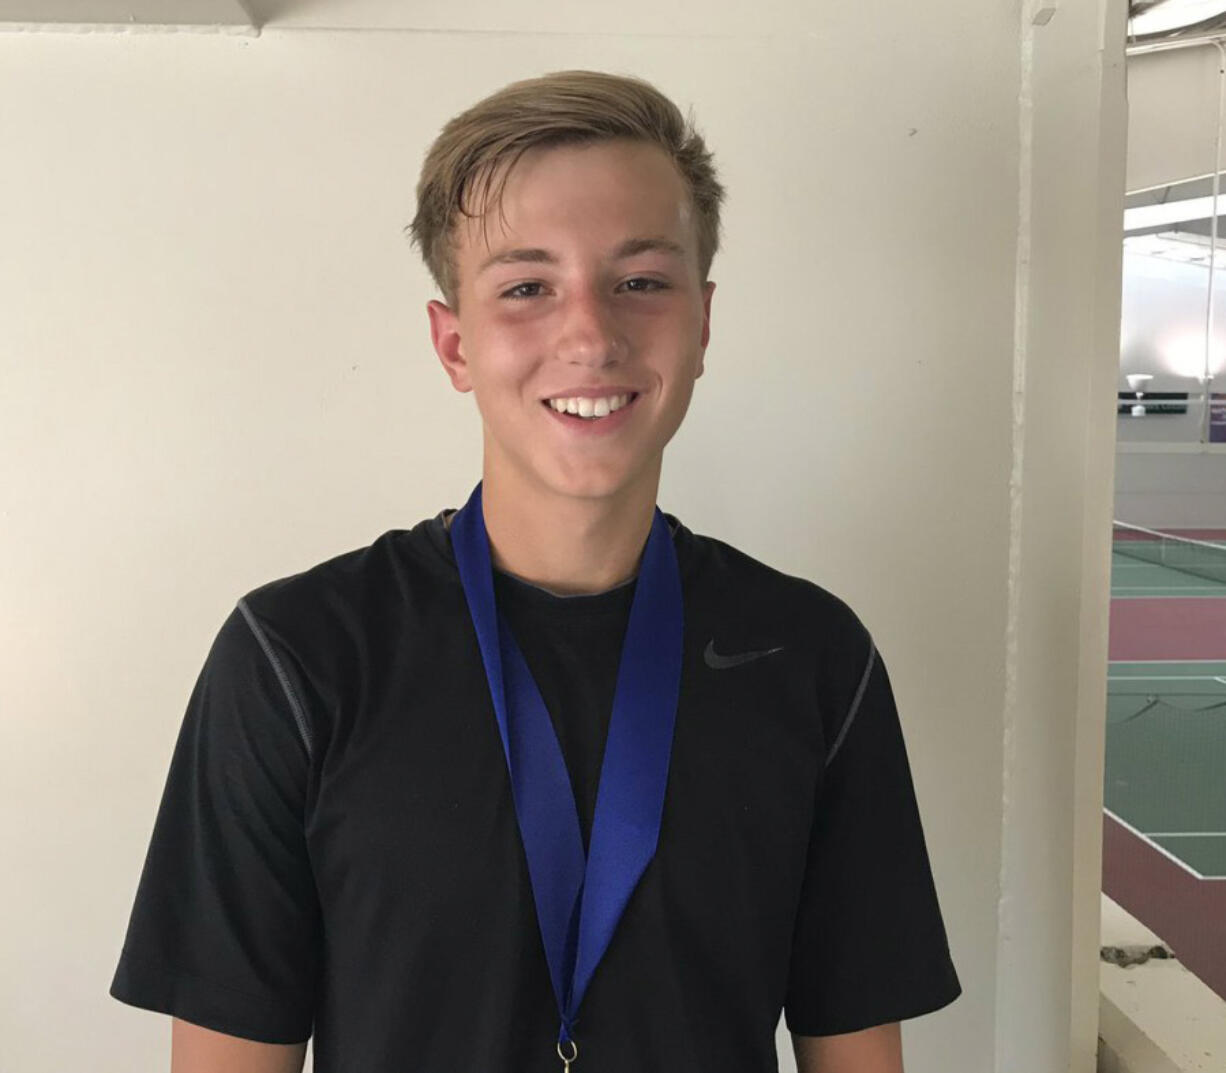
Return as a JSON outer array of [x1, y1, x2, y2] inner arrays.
[[407, 69, 725, 308]]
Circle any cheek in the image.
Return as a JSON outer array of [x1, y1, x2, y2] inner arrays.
[[466, 349, 546, 422], [472, 315, 548, 364]]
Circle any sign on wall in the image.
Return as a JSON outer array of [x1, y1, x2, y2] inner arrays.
[[1211, 393, 1226, 442]]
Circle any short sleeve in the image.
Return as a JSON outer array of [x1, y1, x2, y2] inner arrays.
[[783, 633, 961, 1036], [109, 600, 321, 1044]]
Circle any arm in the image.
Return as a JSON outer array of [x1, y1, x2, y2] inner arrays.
[[172, 1018, 307, 1073], [792, 1022, 903, 1073], [109, 604, 321, 1057]]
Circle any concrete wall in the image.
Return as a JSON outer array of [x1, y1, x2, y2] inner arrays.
[[0, 4, 1126, 1071]]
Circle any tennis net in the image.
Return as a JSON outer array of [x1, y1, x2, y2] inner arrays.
[[1113, 521, 1226, 586]]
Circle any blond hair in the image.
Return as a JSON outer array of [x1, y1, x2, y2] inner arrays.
[[407, 70, 724, 308]]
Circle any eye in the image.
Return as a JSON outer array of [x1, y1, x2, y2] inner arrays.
[[622, 277, 669, 293], [500, 282, 545, 300]]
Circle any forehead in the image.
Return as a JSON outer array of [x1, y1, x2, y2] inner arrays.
[[455, 139, 694, 265]]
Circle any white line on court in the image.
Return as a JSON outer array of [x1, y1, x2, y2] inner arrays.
[[1109, 659, 1226, 665], [1147, 832, 1226, 838], [1111, 589, 1226, 596], [1103, 809, 1222, 881], [1110, 558, 1224, 567], [1106, 675, 1226, 682]]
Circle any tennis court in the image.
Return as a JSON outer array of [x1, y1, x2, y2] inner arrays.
[[1111, 522, 1226, 597], [1104, 523, 1226, 1001]]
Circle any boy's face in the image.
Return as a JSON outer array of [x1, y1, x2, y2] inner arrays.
[[427, 138, 715, 507]]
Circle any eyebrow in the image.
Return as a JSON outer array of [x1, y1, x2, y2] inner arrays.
[[476, 236, 687, 276]]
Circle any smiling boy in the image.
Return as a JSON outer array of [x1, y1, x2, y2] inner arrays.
[[427, 138, 711, 600], [111, 70, 960, 1073]]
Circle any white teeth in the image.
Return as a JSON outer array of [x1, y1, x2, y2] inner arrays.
[[546, 393, 635, 419]]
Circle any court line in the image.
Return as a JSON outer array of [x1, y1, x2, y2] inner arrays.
[[1111, 579, 1226, 584], [1110, 563, 1161, 568], [1111, 580, 1226, 586], [1111, 588, 1226, 596], [1109, 659, 1226, 665], [1108, 589, 1225, 594], [1106, 674, 1226, 682], [1113, 578, 1226, 588], [1108, 804, 1211, 882], [1108, 559, 1226, 565], [1110, 559, 1226, 567], [1148, 831, 1226, 837]]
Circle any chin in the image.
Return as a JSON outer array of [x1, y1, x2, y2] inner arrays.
[[540, 467, 646, 504]]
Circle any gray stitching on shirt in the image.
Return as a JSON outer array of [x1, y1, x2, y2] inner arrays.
[[237, 597, 314, 759], [825, 638, 876, 768]]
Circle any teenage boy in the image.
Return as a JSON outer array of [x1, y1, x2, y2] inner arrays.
[[111, 70, 961, 1073]]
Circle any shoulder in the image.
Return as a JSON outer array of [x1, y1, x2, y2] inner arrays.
[[233, 521, 448, 676], [682, 525, 878, 730], [241, 529, 405, 615], [683, 525, 873, 655]]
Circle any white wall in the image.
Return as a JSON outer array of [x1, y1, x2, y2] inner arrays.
[[1007, 4, 1126, 1069], [1118, 250, 1225, 444], [1115, 451, 1226, 526], [1117, 45, 1226, 526], [1127, 46, 1222, 192], [0, 5, 1126, 1072]]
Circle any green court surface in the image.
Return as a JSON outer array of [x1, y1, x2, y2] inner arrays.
[[1110, 554, 1226, 598], [1110, 522, 1226, 598], [1105, 660, 1226, 879]]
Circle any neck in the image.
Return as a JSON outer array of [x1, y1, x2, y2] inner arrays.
[[477, 462, 661, 597]]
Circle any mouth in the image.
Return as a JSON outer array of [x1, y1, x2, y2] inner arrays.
[[540, 391, 641, 423]]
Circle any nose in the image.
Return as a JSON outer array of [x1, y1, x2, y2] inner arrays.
[[555, 286, 625, 368]]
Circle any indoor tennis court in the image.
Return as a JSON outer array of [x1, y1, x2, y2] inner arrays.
[[1104, 523, 1226, 1002]]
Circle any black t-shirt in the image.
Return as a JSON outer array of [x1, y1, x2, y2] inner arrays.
[[110, 508, 961, 1072]]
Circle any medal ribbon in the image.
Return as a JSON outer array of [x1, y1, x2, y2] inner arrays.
[[450, 481, 684, 1059]]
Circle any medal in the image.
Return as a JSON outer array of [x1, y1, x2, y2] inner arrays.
[[450, 481, 684, 1070]]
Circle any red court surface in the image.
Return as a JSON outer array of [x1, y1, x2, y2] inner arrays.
[[1102, 812, 1226, 1001], [1104, 587, 1226, 1003], [1108, 598, 1226, 661]]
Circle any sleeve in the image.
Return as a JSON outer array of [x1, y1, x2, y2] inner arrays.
[[783, 629, 961, 1037], [109, 599, 322, 1044]]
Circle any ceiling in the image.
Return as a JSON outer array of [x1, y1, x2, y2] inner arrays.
[[0, 0, 765, 30], [10, 1, 1226, 39], [1129, 0, 1226, 43]]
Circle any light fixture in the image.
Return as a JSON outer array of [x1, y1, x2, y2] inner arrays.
[[1126, 373, 1153, 416]]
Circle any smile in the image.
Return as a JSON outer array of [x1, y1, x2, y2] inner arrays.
[[542, 392, 640, 421]]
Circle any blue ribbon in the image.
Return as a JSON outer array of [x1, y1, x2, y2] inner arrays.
[[450, 481, 684, 1054]]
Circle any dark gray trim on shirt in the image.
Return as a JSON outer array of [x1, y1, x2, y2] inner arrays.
[[825, 638, 876, 768], [237, 597, 314, 759]]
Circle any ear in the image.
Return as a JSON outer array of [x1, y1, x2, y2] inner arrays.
[[427, 299, 472, 393], [696, 280, 715, 380]]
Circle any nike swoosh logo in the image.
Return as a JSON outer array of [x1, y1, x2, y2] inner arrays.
[[703, 640, 785, 670]]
